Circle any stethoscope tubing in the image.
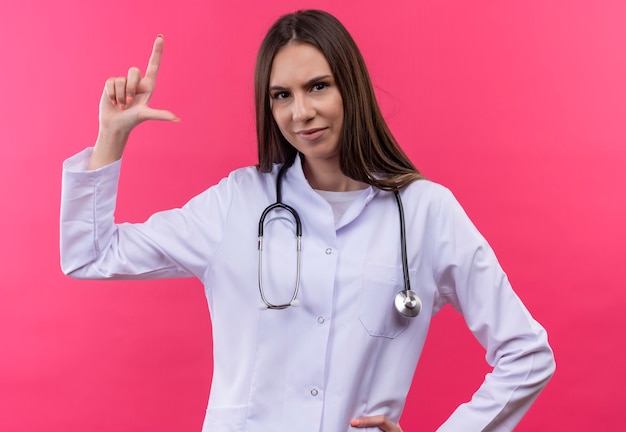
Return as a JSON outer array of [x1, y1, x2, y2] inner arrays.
[[258, 164, 302, 309], [394, 190, 411, 294], [257, 163, 421, 317]]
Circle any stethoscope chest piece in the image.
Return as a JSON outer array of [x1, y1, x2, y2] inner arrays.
[[394, 290, 422, 318]]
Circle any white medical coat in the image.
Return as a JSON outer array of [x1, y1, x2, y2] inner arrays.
[[60, 148, 555, 431]]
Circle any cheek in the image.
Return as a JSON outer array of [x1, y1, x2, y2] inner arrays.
[[333, 95, 344, 125], [334, 106, 344, 129], [272, 108, 290, 132]]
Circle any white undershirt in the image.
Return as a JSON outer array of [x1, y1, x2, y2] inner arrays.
[[315, 189, 366, 224]]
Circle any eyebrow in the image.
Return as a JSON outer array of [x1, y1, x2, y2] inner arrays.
[[269, 74, 333, 92]]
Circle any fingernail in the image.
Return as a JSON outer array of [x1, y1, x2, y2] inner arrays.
[[157, 34, 164, 39], [126, 96, 133, 104], [171, 117, 181, 123], [120, 104, 126, 110], [350, 419, 361, 427]]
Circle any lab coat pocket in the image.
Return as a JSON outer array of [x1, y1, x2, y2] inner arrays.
[[202, 405, 248, 432], [359, 264, 411, 338]]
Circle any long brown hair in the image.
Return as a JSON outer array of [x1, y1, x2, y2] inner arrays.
[[255, 9, 424, 190]]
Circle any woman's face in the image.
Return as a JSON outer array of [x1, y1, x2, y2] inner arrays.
[[269, 42, 344, 169]]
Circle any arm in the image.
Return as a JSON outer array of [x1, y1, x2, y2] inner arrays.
[[60, 37, 214, 280], [433, 189, 555, 431], [60, 149, 221, 280]]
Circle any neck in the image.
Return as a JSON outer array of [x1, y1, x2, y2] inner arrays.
[[302, 157, 368, 192]]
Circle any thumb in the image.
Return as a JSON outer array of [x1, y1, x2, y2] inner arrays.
[[140, 107, 180, 122]]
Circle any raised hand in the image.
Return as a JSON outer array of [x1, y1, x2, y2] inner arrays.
[[88, 35, 179, 170]]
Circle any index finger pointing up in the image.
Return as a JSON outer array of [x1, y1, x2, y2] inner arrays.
[[145, 35, 164, 80]]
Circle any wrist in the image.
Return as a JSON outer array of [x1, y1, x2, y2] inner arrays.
[[88, 128, 130, 170]]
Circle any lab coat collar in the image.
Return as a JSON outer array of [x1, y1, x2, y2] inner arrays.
[[285, 154, 380, 229], [288, 154, 379, 205]]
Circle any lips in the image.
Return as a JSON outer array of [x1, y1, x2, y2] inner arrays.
[[296, 127, 328, 141]]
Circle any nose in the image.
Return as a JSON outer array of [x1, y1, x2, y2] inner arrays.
[[292, 94, 315, 122]]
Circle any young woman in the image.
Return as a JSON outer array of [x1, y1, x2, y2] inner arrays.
[[61, 9, 555, 431]]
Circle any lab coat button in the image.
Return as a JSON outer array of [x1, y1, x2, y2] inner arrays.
[[311, 389, 319, 396], [325, 248, 332, 255], [317, 316, 325, 324]]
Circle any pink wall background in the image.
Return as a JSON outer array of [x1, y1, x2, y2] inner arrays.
[[1, 0, 625, 430]]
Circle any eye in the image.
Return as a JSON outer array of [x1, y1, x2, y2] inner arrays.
[[271, 91, 290, 100], [312, 82, 328, 92]]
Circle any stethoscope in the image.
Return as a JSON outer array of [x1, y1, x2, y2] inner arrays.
[[257, 163, 422, 318]]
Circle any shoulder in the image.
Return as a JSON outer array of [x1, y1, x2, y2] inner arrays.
[[402, 179, 455, 205], [225, 164, 265, 182], [186, 163, 289, 205], [214, 164, 276, 192], [401, 179, 475, 230], [182, 165, 274, 211]]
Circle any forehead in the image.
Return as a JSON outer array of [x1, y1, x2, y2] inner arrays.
[[269, 42, 333, 86]]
